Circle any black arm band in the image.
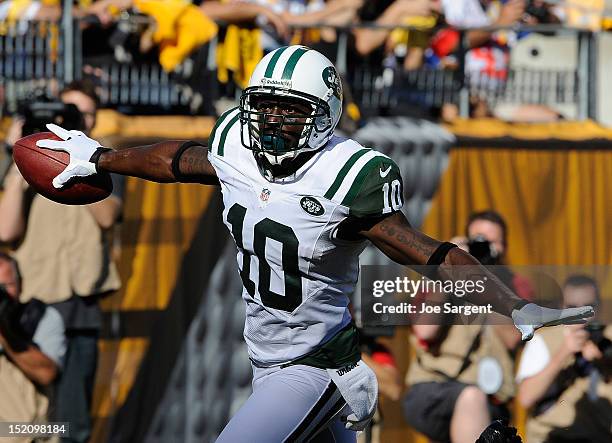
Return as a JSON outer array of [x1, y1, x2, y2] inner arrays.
[[171, 141, 206, 181], [426, 242, 458, 266], [89, 147, 112, 172]]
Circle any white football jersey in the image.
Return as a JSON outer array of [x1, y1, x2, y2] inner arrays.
[[207, 108, 404, 366]]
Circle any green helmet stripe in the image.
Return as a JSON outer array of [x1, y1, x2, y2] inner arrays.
[[324, 148, 371, 199], [264, 46, 289, 78], [281, 47, 309, 80], [217, 113, 240, 156]]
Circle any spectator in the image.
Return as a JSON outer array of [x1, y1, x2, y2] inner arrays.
[[204, 0, 364, 92], [387, 7, 441, 71], [200, 0, 288, 48], [403, 297, 518, 443], [361, 335, 402, 402], [0, 0, 61, 27], [493, 103, 564, 123], [455, 210, 534, 304], [517, 275, 612, 443], [273, 0, 362, 25], [0, 79, 124, 443], [436, 0, 563, 119], [402, 210, 533, 443], [441, 0, 524, 81], [359, 333, 402, 443], [460, 210, 534, 348], [0, 252, 66, 433], [276, 0, 364, 47], [353, 0, 441, 57]]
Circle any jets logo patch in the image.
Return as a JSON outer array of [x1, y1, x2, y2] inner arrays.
[[300, 196, 324, 216], [322, 66, 342, 100]]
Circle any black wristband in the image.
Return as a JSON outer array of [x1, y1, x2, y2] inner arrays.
[[171, 141, 206, 181], [427, 242, 458, 266], [89, 147, 112, 172], [422, 242, 457, 281]]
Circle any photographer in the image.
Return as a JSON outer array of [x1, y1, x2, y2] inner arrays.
[[0, 80, 124, 443], [517, 275, 612, 443], [403, 210, 530, 443], [455, 210, 534, 301], [0, 252, 66, 434]]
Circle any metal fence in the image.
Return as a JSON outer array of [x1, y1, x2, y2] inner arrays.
[[0, 13, 600, 120], [0, 21, 65, 112]]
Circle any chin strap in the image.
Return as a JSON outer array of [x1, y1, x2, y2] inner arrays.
[[255, 149, 320, 181]]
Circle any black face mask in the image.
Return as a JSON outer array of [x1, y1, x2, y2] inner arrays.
[[240, 89, 332, 153]]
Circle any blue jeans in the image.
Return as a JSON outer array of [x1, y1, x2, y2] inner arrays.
[[53, 331, 98, 443]]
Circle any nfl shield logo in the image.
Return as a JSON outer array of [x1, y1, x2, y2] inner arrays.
[[260, 188, 271, 202]]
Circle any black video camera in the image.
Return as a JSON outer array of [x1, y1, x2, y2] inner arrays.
[[525, 0, 552, 23], [585, 321, 612, 360], [20, 100, 85, 137], [1, 96, 84, 177], [1, 97, 84, 189], [468, 235, 500, 265], [0, 284, 12, 319], [0, 283, 31, 353]]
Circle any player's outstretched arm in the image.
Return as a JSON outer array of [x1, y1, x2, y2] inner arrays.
[[36, 124, 218, 187], [360, 212, 522, 315], [97, 140, 218, 185], [361, 211, 594, 340]]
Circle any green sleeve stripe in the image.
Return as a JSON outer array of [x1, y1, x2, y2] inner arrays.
[[282, 47, 309, 80], [209, 108, 236, 154], [341, 157, 387, 206], [264, 46, 289, 78], [217, 113, 240, 157], [323, 148, 371, 199]]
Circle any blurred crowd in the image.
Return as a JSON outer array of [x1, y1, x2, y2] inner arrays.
[[357, 210, 611, 443], [0, 80, 124, 443], [400, 211, 612, 443], [1, 0, 612, 122]]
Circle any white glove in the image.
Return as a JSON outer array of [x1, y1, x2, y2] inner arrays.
[[511, 302, 594, 341], [327, 360, 378, 432], [36, 123, 103, 188]]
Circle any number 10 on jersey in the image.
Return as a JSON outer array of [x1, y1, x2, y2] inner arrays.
[[227, 203, 302, 312], [382, 179, 402, 214]]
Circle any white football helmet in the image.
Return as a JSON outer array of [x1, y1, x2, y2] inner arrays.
[[239, 45, 343, 180]]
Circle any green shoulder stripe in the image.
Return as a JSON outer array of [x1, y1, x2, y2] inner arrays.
[[209, 108, 237, 154], [323, 148, 370, 200], [346, 157, 403, 217], [341, 156, 388, 206], [217, 112, 240, 157]]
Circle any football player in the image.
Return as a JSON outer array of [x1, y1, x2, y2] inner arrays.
[[37, 46, 593, 442]]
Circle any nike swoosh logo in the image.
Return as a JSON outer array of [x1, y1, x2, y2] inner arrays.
[[379, 165, 392, 178]]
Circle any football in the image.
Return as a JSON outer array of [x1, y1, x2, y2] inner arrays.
[[12, 132, 113, 205]]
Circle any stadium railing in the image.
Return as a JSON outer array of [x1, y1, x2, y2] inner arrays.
[[0, 12, 600, 121]]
